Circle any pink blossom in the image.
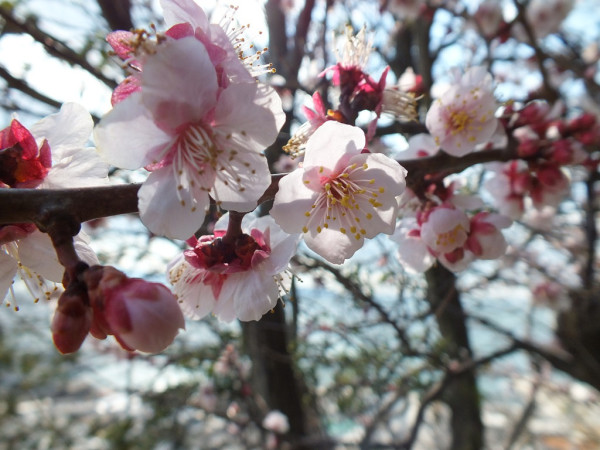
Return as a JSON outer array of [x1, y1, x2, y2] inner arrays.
[[283, 92, 331, 158], [426, 66, 498, 157], [484, 161, 531, 219], [95, 36, 285, 239], [262, 410, 290, 434], [86, 266, 185, 353], [420, 206, 470, 256], [525, 0, 574, 39], [530, 163, 570, 209], [399, 133, 439, 159], [106, 0, 269, 105], [473, 0, 504, 39], [270, 121, 407, 264], [465, 212, 511, 260], [390, 218, 435, 272], [168, 213, 299, 322], [1, 104, 107, 306]]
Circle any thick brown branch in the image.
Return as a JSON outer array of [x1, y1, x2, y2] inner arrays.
[[0, 184, 140, 227], [0, 144, 518, 228]]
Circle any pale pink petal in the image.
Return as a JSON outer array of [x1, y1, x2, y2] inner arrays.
[[214, 83, 285, 153], [351, 152, 407, 197], [0, 252, 18, 301], [138, 167, 210, 240], [211, 151, 271, 212], [94, 92, 173, 169], [439, 251, 475, 272], [270, 169, 319, 234], [251, 216, 300, 275], [142, 37, 218, 129], [74, 232, 100, 266], [483, 213, 512, 229], [304, 225, 361, 265], [30, 103, 92, 155], [232, 271, 279, 321], [17, 230, 64, 282], [399, 133, 439, 159], [303, 121, 365, 172], [41, 147, 109, 189], [161, 0, 209, 30], [168, 256, 217, 320], [391, 221, 435, 273], [211, 276, 238, 322]]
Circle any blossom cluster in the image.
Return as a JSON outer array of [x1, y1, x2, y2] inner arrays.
[[2, 0, 586, 357], [393, 184, 511, 272], [486, 101, 598, 218]]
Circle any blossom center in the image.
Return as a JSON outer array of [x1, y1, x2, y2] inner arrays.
[[449, 110, 472, 134], [436, 224, 466, 250], [303, 163, 386, 241], [185, 232, 270, 273]]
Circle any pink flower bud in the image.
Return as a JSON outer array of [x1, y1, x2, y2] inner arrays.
[[51, 285, 92, 354], [86, 266, 185, 353]]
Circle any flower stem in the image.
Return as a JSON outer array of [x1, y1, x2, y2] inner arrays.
[[222, 211, 246, 245]]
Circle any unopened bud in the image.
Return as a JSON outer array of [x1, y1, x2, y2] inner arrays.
[[51, 283, 92, 354], [86, 266, 185, 353]]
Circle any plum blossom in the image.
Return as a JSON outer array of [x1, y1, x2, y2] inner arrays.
[[485, 160, 570, 219], [321, 26, 417, 131], [399, 133, 440, 159], [472, 0, 505, 39], [270, 121, 407, 264], [525, 0, 574, 39], [262, 410, 290, 434], [95, 36, 285, 239], [1, 104, 107, 307], [426, 66, 498, 157], [392, 195, 511, 272], [390, 218, 435, 273], [168, 213, 299, 322], [464, 212, 511, 260], [420, 207, 470, 257]]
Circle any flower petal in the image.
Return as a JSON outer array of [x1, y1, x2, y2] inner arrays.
[[138, 167, 209, 240], [303, 121, 365, 172], [160, 0, 209, 30], [17, 230, 64, 282], [304, 225, 361, 264], [211, 151, 271, 212], [30, 103, 93, 155], [214, 83, 285, 153], [142, 37, 218, 129], [270, 169, 318, 234], [94, 92, 172, 169]]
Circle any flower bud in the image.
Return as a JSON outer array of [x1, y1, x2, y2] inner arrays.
[[51, 284, 92, 354], [86, 266, 185, 353]]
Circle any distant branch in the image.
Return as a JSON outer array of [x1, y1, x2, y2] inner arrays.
[[0, 6, 118, 88]]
